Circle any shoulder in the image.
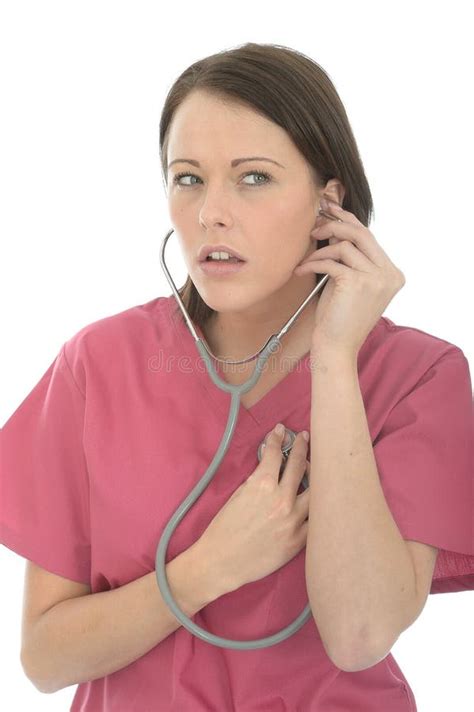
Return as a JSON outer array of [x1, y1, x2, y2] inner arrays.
[[61, 295, 176, 392], [364, 316, 469, 384], [359, 317, 472, 432], [379, 315, 464, 352]]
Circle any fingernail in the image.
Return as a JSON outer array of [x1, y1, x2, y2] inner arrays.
[[302, 430, 310, 442], [275, 423, 285, 436]]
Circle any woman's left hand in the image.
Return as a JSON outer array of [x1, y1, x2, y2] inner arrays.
[[294, 196, 406, 358]]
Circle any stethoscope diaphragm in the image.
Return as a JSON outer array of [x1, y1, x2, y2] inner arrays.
[[257, 427, 309, 489]]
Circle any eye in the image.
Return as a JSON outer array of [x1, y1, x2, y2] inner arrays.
[[171, 170, 273, 187], [242, 171, 272, 186], [172, 172, 199, 187]]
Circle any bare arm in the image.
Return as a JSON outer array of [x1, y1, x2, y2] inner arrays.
[[306, 345, 418, 672], [21, 540, 224, 694]]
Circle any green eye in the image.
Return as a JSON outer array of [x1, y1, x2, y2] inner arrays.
[[172, 170, 272, 187], [173, 172, 199, 186], [241, 171, 272, 186]]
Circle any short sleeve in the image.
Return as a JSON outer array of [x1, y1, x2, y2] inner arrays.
[[0, 344, 91, 584], [373, 347, 474, 594]]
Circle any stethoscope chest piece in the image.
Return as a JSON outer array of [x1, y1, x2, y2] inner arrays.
[[257, 427, 297, 477], [257, 427, 310, 491]]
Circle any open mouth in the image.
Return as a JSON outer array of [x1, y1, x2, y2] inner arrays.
[[205, 256, 244, 263]]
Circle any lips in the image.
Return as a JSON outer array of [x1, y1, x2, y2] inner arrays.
[[199, 259, 248, 276]]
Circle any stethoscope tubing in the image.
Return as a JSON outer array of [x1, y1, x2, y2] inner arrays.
[[155, 228, 329, 648]]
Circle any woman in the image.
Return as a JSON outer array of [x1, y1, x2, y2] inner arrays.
[[2, 42, 473, 711]]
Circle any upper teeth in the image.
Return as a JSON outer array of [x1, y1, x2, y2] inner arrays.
[[208, 251, 236, 260]]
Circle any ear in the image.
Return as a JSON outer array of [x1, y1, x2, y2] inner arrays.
[[322, 179, 346, 207]]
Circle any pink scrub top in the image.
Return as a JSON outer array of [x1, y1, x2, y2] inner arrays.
[[1, 294, 473, 712]]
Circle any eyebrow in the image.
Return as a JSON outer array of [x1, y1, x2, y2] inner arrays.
[[167, 156, 285, 170]]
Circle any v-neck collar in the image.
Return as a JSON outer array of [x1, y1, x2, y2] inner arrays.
[[166, 295, 313, 440]]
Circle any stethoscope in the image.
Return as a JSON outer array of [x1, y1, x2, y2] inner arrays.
[[155, 212, 341, 649]]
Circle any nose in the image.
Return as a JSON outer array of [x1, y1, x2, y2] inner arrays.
[[198, 189, 232, 227]]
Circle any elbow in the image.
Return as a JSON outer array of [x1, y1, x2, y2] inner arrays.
[[326, 629, 394, 673], [311, 609, 394, 673], [20, 648, 60, 695]]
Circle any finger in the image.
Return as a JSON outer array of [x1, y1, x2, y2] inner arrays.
[[294, 256, 348, 278], [295, 486, 311, 523], [297, 240, 374, 273], [311, 220, 384, 267], [319, 197, 365, 227], [279, 432, 310, 498], [313, 208, 345, 234], [259, 426, 285, 479], [292, 517, 309, 552]]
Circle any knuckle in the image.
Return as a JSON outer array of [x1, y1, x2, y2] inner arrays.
[[280, 499, 294, 518], [397, 269, 406, 287], [260, 471, 279, 494], [269, 496, 292, 520]]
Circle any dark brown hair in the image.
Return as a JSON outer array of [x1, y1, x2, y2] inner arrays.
[[159, 41, 374, 329]]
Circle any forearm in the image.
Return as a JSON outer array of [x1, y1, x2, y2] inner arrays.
[[305, 345, 417, 668], [22, 541, 223, 693]]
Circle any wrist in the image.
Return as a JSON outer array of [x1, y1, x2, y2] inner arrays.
[[191, 537, 237, 602], [309, 341, 358, 373]]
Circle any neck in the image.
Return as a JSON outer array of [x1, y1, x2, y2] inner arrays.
[[201, 289, 320, 367]]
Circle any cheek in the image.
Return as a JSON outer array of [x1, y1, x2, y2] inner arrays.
[[262, 241, 300, 273], [168, 198, 191, 227], [171, 234, 196, 272]]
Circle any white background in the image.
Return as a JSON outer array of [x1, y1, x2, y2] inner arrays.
[[1, 1, 473, 710]]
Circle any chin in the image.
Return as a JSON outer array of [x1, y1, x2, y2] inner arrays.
[[199, 291, 256, 314]]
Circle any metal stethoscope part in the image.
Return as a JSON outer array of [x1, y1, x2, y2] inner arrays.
[[155, 214, 339, 649]]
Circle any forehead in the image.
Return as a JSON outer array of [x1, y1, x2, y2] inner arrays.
[[167, 91, 291, 154]]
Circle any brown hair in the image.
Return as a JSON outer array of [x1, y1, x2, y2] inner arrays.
[[159, 41, 374, 329]]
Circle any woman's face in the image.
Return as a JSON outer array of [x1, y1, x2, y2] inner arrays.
[[165, 90, 329, 315]]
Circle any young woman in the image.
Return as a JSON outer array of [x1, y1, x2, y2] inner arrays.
[[2, 42, 473, 711]]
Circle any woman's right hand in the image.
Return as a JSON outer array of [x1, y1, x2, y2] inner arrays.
[[197, 425, 311, 594]]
